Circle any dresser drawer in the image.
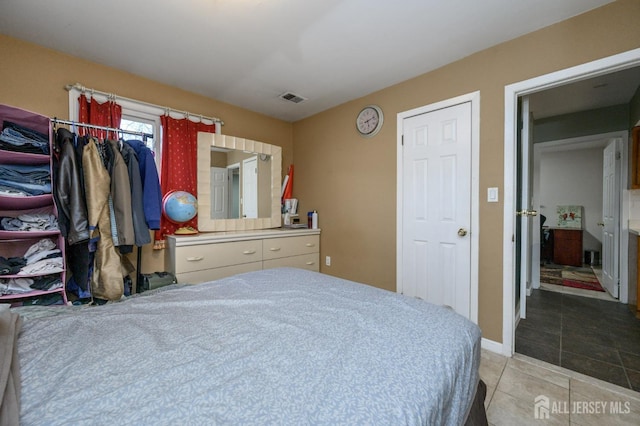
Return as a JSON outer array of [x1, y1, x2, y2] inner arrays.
[[173, 240, 263, 274], [262, 235, 319, 260], [263, 253, 319, 272], [176, 262, 263, 284]]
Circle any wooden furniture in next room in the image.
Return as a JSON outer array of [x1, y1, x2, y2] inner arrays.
[[553, 228, 583, 267]]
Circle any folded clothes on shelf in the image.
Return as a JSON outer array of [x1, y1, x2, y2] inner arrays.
[[0, 120, 49, 155], [0, 275, 62, 294], [0, 277, 33, 294], [0, 256, 26, 275], [29, 275, 63, 291], [0, 214, 58, 231], [0, 163, 51, 195], [18, 256, 63, 275], [0, 239, 62, 278]]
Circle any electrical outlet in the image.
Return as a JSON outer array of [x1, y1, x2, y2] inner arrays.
[[325, 256, 331, 266]]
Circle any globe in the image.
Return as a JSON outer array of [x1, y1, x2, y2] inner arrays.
[[162, 190, 198, 234]]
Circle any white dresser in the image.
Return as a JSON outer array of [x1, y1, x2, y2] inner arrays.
[[166, 228, 320, 284]]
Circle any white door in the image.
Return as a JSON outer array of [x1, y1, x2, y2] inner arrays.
[[242, 156, 258, 219], [602, 138, 621, 298], [210, 167, 228, 219], [401, 102, 472, 318], [518, 97, 535, 320]]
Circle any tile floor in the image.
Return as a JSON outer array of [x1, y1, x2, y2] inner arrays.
[[514, 287, 640, 391], [481, 349, 640, 425]]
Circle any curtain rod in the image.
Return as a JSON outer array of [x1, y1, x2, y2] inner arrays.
[[64, 83, 224, 125], [51, 118, 153, 139]]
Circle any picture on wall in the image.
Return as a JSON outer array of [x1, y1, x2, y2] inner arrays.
[[556, 205, 582, 229]]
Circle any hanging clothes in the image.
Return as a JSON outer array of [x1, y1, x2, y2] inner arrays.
[[82, 138, 124, 301], [105, 139, 135, 252], [53, 128, 91, 292], [124, 139, 162, 231], [119, 141, 151, 246], [53, 128, 89, 244]]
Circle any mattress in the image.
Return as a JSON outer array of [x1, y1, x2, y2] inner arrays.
[[16, 267, 481, 425]]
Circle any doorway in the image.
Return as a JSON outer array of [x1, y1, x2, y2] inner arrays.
[[396, 92, 480, 323], [504, 49, 640, 356], [531, 132, 626, 298], [242, 156, 258, 219]]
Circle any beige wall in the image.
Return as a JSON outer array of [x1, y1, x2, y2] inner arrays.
[[0, 33, 293, 274], [2, 0, 639, 343], [292, 0, 640, 342]]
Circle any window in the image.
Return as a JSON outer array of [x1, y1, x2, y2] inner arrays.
[[120, 116, 155, 149]]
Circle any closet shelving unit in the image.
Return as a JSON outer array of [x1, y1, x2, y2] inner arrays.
[[0, 105, 68, 305]]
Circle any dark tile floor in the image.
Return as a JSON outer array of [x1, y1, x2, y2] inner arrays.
[[515, 288, 640, 391]]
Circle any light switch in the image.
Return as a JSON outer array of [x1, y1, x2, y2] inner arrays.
[[488, 187, 499, 203]]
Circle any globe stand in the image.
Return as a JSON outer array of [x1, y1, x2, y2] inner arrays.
[[174, 226, 198, 235], [163, 190, 199, 236]]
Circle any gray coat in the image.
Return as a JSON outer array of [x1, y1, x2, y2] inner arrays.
[[116, 140, 151, 246]]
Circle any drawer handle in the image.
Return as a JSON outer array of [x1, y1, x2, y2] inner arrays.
[[269, 247, 281, 252], [243, 250, 257, 255], [305, 261, 315, 265], [305, 243, 315, 247], [186, 256, 203, 262]]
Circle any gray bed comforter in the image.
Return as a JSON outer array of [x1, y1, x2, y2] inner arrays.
[[17, 267, 481, 425]]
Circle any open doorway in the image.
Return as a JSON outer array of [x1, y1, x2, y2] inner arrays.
[[504, 49, 640, 390], [531, 132, 626, 300]]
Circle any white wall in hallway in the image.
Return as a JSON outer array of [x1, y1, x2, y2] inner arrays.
[[537, 147, 603, 252]]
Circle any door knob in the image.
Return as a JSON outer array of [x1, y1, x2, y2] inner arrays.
[[458, 228, 468, 237], [597, 222, 605, 227]]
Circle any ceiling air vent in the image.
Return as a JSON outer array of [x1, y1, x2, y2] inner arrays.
[[279, 92, 307, 104]]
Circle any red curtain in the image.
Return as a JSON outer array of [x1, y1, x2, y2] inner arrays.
[[155, 115, 216, 243], [78, 94, 122, 138]]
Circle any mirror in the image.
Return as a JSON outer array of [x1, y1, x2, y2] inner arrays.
[[209, 149, 272, 220], [197, 133, 282, 232]]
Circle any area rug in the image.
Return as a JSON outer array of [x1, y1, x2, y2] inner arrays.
[[539, 264, 605, 292]]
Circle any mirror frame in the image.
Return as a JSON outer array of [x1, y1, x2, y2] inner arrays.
[[197, 132, 282, 232]]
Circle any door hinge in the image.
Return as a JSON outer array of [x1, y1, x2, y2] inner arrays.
[[512, 234, 515, 242], [401, 135, 404, 146], [616, 152, 621, 160]]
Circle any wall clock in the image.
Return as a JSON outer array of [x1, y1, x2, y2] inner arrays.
[[356, 105, 384, 137]]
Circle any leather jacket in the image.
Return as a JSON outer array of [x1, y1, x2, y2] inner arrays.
[[53, 128, 89, 245]]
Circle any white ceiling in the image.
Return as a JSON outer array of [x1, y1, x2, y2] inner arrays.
[[0, 0, 623, 122], [529, 66, 640, 120]]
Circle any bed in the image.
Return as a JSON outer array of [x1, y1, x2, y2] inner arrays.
[[5, 267, 486, 425]]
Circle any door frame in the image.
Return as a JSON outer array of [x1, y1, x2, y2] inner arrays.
[[397, 91, 480, 324], [502, 48, 640, 356]]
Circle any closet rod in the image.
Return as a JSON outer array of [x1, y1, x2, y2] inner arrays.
[[65, 83, 224, 125], [51, 118, 152, 139]]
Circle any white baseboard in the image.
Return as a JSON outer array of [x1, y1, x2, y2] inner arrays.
[[481, 338, 504, 355]]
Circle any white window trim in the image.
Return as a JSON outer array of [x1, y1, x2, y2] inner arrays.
[[120, 111, 161, 162]]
